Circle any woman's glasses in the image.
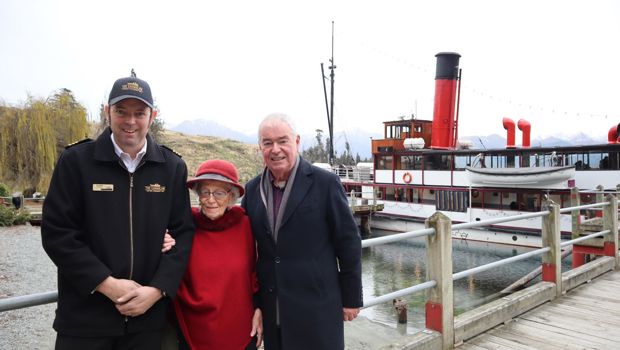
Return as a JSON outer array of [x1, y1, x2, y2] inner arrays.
[[198, 190, 230, 200]]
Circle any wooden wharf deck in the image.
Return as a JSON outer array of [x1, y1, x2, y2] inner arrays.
[[458, 268, 620, 350]]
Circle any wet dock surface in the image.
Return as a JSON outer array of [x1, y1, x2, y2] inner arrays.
[[459, 269, 620, 349]]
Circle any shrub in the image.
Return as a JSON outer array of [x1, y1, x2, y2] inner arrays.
[[0, 183, 9, 198], [0, 205, 31, 226]]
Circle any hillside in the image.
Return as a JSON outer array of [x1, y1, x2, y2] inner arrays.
[[158, 129, 263, 184]]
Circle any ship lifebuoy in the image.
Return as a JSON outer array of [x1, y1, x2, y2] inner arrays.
[[402, 172, 412, 184], [471, 189, 479, 198]]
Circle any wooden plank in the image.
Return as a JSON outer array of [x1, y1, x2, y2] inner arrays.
[[486, 326, 567, 350], [495, 319, 610, 350], [514, 318, 616, 348], [547, 298, 620, 324], [460, 271, 620, 349], [520, 308, 620, 342], [456, 342, 490, 350], [570, 286, 620, 303], [561, 293, 620, 311], [548, 300, 620, 323], [467, 333, 539, 350]]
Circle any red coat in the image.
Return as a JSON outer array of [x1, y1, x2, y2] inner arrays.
[[174, 206, 258, 350]]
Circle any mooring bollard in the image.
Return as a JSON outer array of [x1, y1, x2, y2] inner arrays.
[[393, 298, 407, 323]]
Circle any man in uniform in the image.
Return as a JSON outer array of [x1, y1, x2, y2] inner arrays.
[[42, 73, 194, 349]]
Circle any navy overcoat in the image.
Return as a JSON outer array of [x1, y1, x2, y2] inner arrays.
[[242, 157, 362, 350]]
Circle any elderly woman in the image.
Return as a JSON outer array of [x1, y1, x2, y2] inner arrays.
[[172, 159, 262, 350]]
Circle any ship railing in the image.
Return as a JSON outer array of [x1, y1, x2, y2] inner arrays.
[[1, 196, 618, 349], [329, 165, 374, 183], [359, 195, 617, 348]]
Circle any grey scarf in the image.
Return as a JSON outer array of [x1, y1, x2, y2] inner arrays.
[[259, 155, 300, 242]]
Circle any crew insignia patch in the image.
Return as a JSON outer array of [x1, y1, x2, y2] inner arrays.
[[145, 183, 166, 193]]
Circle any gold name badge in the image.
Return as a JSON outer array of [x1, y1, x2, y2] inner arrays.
[[145, 184, 166, 193], [93, 184, 114, 192]]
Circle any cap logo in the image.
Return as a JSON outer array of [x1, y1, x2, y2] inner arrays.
[[122, 82, 144, 93]]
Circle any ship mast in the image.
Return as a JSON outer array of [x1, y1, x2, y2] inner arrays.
[[321, 21, 336, 165]]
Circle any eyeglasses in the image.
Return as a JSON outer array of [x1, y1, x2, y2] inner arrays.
[[198, 190, 230, 200]]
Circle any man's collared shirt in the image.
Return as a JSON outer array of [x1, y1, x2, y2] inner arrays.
[[110, 133, 147, 173]]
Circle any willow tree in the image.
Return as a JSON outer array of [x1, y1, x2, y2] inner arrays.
[[14, 99, 57, 192], [0, 106, 19, 181], [0, 89, 89, 193], [48, 88, 89, 156]]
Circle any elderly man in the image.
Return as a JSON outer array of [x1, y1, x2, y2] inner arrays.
[[42, 74, 194, 349], [242, 113, 363, 350]]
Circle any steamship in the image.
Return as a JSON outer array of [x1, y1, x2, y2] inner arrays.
[[336, 52, 620, 247]]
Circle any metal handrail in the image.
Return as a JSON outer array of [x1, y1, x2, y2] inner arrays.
[[561, 230, 610, 247], [0, 291, 57, 312], [559, 202, 609, 213], [453, 247, 550, 281], [363, 281, 437, 308], [362, 228, 435, 248], [2, 197, 616, 329]]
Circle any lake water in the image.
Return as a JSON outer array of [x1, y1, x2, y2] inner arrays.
[[359, 229, 573, 334]]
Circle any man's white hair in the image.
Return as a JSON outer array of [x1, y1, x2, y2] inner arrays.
[[258, 113, 298, 142]]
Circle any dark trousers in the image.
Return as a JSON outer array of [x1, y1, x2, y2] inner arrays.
[[264, 326, 282, 350], [55, 330, 163, 350]]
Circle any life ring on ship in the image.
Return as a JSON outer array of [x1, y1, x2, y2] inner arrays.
[[471, 189, 479, 198], [402, 172, 412, 184]]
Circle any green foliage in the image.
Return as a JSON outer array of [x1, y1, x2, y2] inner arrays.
[[0, 205, 31, 226], [149, 114, 165, 143], [301, 129, 357, 166], [0, 89, 89, 192], [0, 183, 9, 198], [301, 129, 328, 163]]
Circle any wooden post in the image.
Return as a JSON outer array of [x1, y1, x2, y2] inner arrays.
[[350, 190, 355, 208], [393, 298, 408, 324], [570, 187, 586, 268], [570, 187, 581, 240], [372, 187, 377, 206], [595, 185, 604, 217], [541, 200, 562, 298], [425, 212, 453, 350], [360, 215, 371, 238], [602, 194, 619, 269]]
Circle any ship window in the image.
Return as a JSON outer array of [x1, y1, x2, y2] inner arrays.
[[564, 152, 594, 170], [454, 156, 470, 169], [400, 155, 422, 170], [424, 154, 451, 170], [400, 155, 414, 170], [387, 125, 410, 139], [377, 155, 393, 170]]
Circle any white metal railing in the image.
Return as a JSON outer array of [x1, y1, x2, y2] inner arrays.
[[2, 193, 618, 349], [357, 193, 618, 348]]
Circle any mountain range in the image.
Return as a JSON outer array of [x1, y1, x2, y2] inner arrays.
[[170, 119, 608, 159]]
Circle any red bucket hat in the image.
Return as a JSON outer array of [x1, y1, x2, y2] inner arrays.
[[187, 159, 245, 196]]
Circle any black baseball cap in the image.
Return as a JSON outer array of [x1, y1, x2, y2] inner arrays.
[[108, 76, 154, 108]]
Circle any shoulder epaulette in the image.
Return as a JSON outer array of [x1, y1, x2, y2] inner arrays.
[[65, 138, 93, 149], [161, 145, 182, 158]]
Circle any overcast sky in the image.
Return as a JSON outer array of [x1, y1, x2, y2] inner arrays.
[[1, 0, 619, 142]]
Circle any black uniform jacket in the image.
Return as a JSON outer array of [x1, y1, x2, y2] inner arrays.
[[41, 128, 194, 337], [242, 157, 363, 350]]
